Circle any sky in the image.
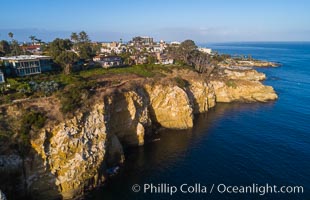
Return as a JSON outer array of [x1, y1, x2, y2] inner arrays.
[[0, 0, 309, 43]]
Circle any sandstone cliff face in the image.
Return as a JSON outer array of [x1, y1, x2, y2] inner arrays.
[[187, 81, 216, 113], [210, 80, 278, 102], [0, 68, 278, 199], [31, 104, 108, 199], [145, 84, 194, 129], [25, 80, 219, 199], [210, 69, 277, 102], [223, 69, 266, 81], [105, 89, 151, 146], [219, 59, 279, 68]]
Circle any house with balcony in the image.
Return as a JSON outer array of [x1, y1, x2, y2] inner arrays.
[[0, 55, 53, 77]]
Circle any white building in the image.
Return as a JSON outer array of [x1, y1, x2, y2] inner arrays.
[[0, 55, 52, 76], [93, 55, 123, 68], [198, 47, 212, 54], [153, 45, 164, 53], [170, 41, 181, 45]]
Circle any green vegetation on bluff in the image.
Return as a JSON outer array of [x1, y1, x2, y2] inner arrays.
[[0, 63, 192, 105]]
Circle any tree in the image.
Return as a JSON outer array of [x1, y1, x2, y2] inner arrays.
[[47, 38, 78, 74], [167, 39, 216, 74], [29, 35, 36, 44], [188, 49, 214, 73], [74, 31, 93, 59], [8, 32, 14, 40], [179, 40, 197, 61], [55, 51, 79, 75], [79, 31, 89, 42], [167, 39, 197, 63], [0, 40, 11, 55], [92, 43, 101, 55], [47, 38, 73, 59], [147, 54, 156, 64], [10, 40, 22, 56], [180, 40, 197, 51], [78, 43, 93, 60], [36, 38, 43, 44], [6, 32, 22, 56], [70, 32, 79, 43]]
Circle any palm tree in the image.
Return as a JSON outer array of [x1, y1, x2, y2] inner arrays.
[[70, 32, 79, 43], [34, 38, 43, 44], [79, 31, 89, 42], [8, 32, 14, 40], [29, 35, 36, 44]]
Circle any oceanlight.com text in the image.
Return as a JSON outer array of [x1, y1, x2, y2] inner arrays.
[[131, 183, 304, 196]]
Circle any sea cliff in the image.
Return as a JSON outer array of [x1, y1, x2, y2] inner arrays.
[[0, 66, 277, 199]]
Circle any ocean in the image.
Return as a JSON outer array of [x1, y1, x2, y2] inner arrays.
[[86, 42, 310, 200]]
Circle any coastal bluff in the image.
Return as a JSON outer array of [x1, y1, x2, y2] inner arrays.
[[0, 67, 277, 199]]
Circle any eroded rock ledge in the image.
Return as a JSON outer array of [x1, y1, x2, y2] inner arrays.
[[0, 67, 277, 199]]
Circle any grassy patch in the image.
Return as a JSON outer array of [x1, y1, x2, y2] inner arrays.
[[0, 64, 193, 105], [58, 80, 98, 116], [79, 65, 163, 78], [78, 64, 190, 78]]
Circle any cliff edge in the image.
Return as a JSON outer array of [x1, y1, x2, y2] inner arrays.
[[0, 66, 277, 199]]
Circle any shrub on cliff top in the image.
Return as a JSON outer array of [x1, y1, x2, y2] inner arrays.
[[18, 109, 46, 157], [174, 77, 190, 88], [20, 110, 46, 139], [58, 81, 96, 115]]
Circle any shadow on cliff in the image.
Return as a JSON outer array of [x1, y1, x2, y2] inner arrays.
[[121, 101, 277, 172], [104, 87, 150, 167], [184, 87, 200, 114], [0, 150, 61, 200]]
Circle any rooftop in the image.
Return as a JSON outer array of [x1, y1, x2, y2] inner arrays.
[[0, 55, 51, 61]]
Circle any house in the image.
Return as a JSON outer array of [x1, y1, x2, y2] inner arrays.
[[170, 41, 181, 45], [131, 36, 154, 45], [100, 42, 126, 55], [0, 70, 4, 83], [0, 55, 53, 77], [21, 45, 42, 54], [153, 45, 164, 53], [198, 47, 212, 54], [155, 53, 174, 65], [161, 58, 174, 65], [93, 55, 123, 68], [129, 55, 148, 65]]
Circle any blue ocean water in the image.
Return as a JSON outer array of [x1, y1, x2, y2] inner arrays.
[[87, 42, 310, 200]]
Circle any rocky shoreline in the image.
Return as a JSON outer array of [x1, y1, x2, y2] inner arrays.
[[218, 58, 280, 68], [0, 65, 277, 199]]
